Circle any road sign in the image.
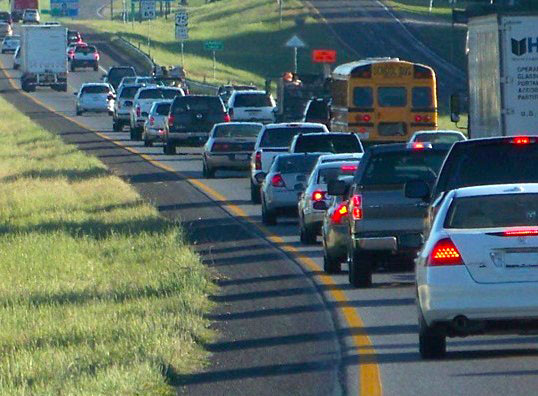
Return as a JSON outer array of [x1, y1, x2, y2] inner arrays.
[[141, 0, 156, 20], [312, 49, 336, 63], [285, 34, 306, 48], [50, 0, 79, 17], [204, 40, 224, 51], [175, 26, 189, 40], [175, 10, 188, 26]]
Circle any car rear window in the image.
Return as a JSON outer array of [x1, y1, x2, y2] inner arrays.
[[260, 127, 326, 148], [234, 93, 273, 107], [109, 68, 136, 81], [293, 135, 362, 154], [317, 165, 357, 184], [445, 194, 538, 229], [76, 46, 96, 54], [119, 86, 142, 98], [214, 124, 262, 138], [414, 133, 463, 144], [172, 97, 224, 114], [362, 150, 448, 186], [276, 155, 321, 174], [155, 103, 171, 115], [439, 143, 538, 193], [306, 100, 330, 118], [161, 88, 184, 99], [138, 89, 162, 99], [82, 86, 109, 94]]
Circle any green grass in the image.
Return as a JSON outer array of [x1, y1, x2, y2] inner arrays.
[[0, 95, 215, 394]]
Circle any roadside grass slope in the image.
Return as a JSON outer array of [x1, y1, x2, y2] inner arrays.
[[0, 95, 214, 394]]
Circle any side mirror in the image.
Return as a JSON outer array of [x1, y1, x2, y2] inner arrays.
[[450, 93, 461, 123], [327, 180, 347, 196], [405, 180, 431, 202]]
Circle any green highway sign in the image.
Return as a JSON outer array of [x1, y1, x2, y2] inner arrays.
[[204, 40, 224, 51]]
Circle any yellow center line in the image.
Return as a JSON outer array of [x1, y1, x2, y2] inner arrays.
[[0, 57, 382, 395]]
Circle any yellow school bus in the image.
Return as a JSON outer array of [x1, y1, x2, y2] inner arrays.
[[330, 58, 438, 144]]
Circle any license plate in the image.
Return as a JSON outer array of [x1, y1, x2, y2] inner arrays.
[[504, 252, 538, 269]]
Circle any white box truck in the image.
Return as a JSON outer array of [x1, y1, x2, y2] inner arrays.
[[20, 25, 67, 92], [462, 14, 538, 138]]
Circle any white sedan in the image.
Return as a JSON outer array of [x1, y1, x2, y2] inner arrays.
[[416, 183, 538, 358], [75, 83, 115, 115]]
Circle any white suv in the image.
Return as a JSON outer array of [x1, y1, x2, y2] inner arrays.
[[227, 90, 276, 123], [22, 9, 40, 24]]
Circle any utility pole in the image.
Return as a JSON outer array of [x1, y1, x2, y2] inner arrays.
[[111, 0, 114, 20]]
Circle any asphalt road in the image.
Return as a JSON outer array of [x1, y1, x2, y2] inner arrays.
[[3, 21, 538, 396]]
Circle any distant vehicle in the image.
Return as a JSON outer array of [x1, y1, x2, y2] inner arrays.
[[152, 65, 189, 93], [66, 42, 87, 61], [331, 58, 438, 144], [0, 22, 13, 38], [416, 183, 538, 359], [260, 153, 322, 225], [75, 83, 115, 115], [103, 66, 136, 90], [202, 122, 263, 178], [249, 123, 329, 203], [71, 45, 99, 71], [408, 130, 466, 144], [1, 35, 19, 54], [13, 45, 21, 70], [22, 8, 40, 24], [302, 97, 331, 129], [130, 86, 184, 140], [20, 25, 67, 92], [0, 11, 12, 25], [227, 90, 276, 123], [67, 30, 83, 45], [316, 152, 364, 165], [335, 142, 451, 288], [11, 0, 38, 22], [451, 14, 538, 138], [289, 132, 364, 154], [164, 95, 229, 155], [298, 159, 361, 244], [217, 84, 257, 105], [119, 76, 161, 88], [142, 100, 172, 147], [112, 83, 144, 131]]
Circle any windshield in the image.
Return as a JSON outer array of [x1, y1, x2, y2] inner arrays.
[[317, 165, 357, 184], [154, 103, 171, 115], [275, 155, 321, 174], [440, 143, 538, 193], [362, 150, 448, 186], [414, 133, 463, 144], [109, 68, 136, 83], [445, 193, 538, 229], [214, 124, 262, 138], [76, 46, 96, 54], [260, 127, 326, 148], [172, 97, 224, 114], [82, 86, 109, 94], [293, 135, 362, 154], [161, 89, 184, 99], [234, 93, 273, 107]]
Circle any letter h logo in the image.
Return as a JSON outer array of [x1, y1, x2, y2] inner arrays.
[[512, 38, 526, 56]]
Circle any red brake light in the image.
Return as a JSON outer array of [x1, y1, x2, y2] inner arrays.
[[168, 114, 175, 126], [331, 202, 349, 224], [414, 115, 422, 122], [362, 114, 371, 122], [413, 142, 424, 149], [351, 194, 362, 220], [513, 136, 532, 145], [427, 238, 463, 266], [136, 106, 141, 117], [312, 190, 326, 202], [223, 113, 231, 122], [341, 164, 357, 172], [503, 229, 538, 237], [271, 173, 286, 188], [254, 151, 262, 170]]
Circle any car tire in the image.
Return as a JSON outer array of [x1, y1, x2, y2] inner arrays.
[[348, 248, 372, 288], [112, 121, 122, 132], [144, 138, 152, 147], [261, 198, 277, 226], [250, 180, 261, 204], [300, 220, 317, 245], [164, 142, 176, 155], [203, 161, 215, 178], [323, 247, 341, 274], [418, 310, 446, 359]]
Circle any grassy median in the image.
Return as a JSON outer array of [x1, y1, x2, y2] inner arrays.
[[0, 95, 215, 394]]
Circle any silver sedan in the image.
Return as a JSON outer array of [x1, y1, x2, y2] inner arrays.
[[142, 100, 172, 147], [202, 122, 263, 178]]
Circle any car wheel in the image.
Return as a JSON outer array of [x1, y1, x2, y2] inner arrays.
[[299, 219, 317, 245], [418, 310, 446, 359], [323, 246, 341, 274], [250, 180, 261, 204], [112, 121, 122, 132], [261, 198, 277, 226], [348, 248, 372, 288], [144, 138, 152, 147], [203, 161, 215, 178]]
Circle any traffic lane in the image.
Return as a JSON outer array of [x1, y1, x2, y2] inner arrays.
[[0, 59, 345, 396]]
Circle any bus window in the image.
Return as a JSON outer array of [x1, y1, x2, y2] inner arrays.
[[378, 87, 406, 107], [412, 87, 433, 109], [353, 87, 373, 108]]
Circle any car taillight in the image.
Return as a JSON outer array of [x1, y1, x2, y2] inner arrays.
[[271, 173, 285, 188], [168, 114, 175, 126], [407, 142, 432, 150], [331, 202, 349, 224], [512, 136, 535, 145], [93, 52, 99, 60], [341, 164, 357, 172], [414, 115, 432, 123], [427, 238, 463, 266], [223, 113, 231, 122], [212, 143, 230, 152], [502, 229, 538, 237], [351, 194, 362, 220], [136, 106, 141, 117], [254, 151, 262, 170], [149, 116, 154, 125], [312, 190, 326, 202]]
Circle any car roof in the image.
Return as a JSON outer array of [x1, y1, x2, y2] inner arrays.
[[369, 142, 453, 153], [452, 183, 538, 198], [276, 153, 324, 160], [213, 122, 263, 127], [297, 132, 357, 137], [233, 90, 267, 95], [414, 130, 464, 135], [318, 153, 363, 161], [315, 160, 360, 170], [264, 122, 326, 129], [81, 83, 110, 87]]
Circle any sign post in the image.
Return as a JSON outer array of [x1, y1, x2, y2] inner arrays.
[[175, 9, 189, 66], [204, 41, 224, 80], [285, 35, 306, 73]]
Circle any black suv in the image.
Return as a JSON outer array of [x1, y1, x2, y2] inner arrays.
[[164, 95, 229, 155], [289, 132, 363, 154], [406, 136, 538, 237], [104, 66, 136, 91]]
